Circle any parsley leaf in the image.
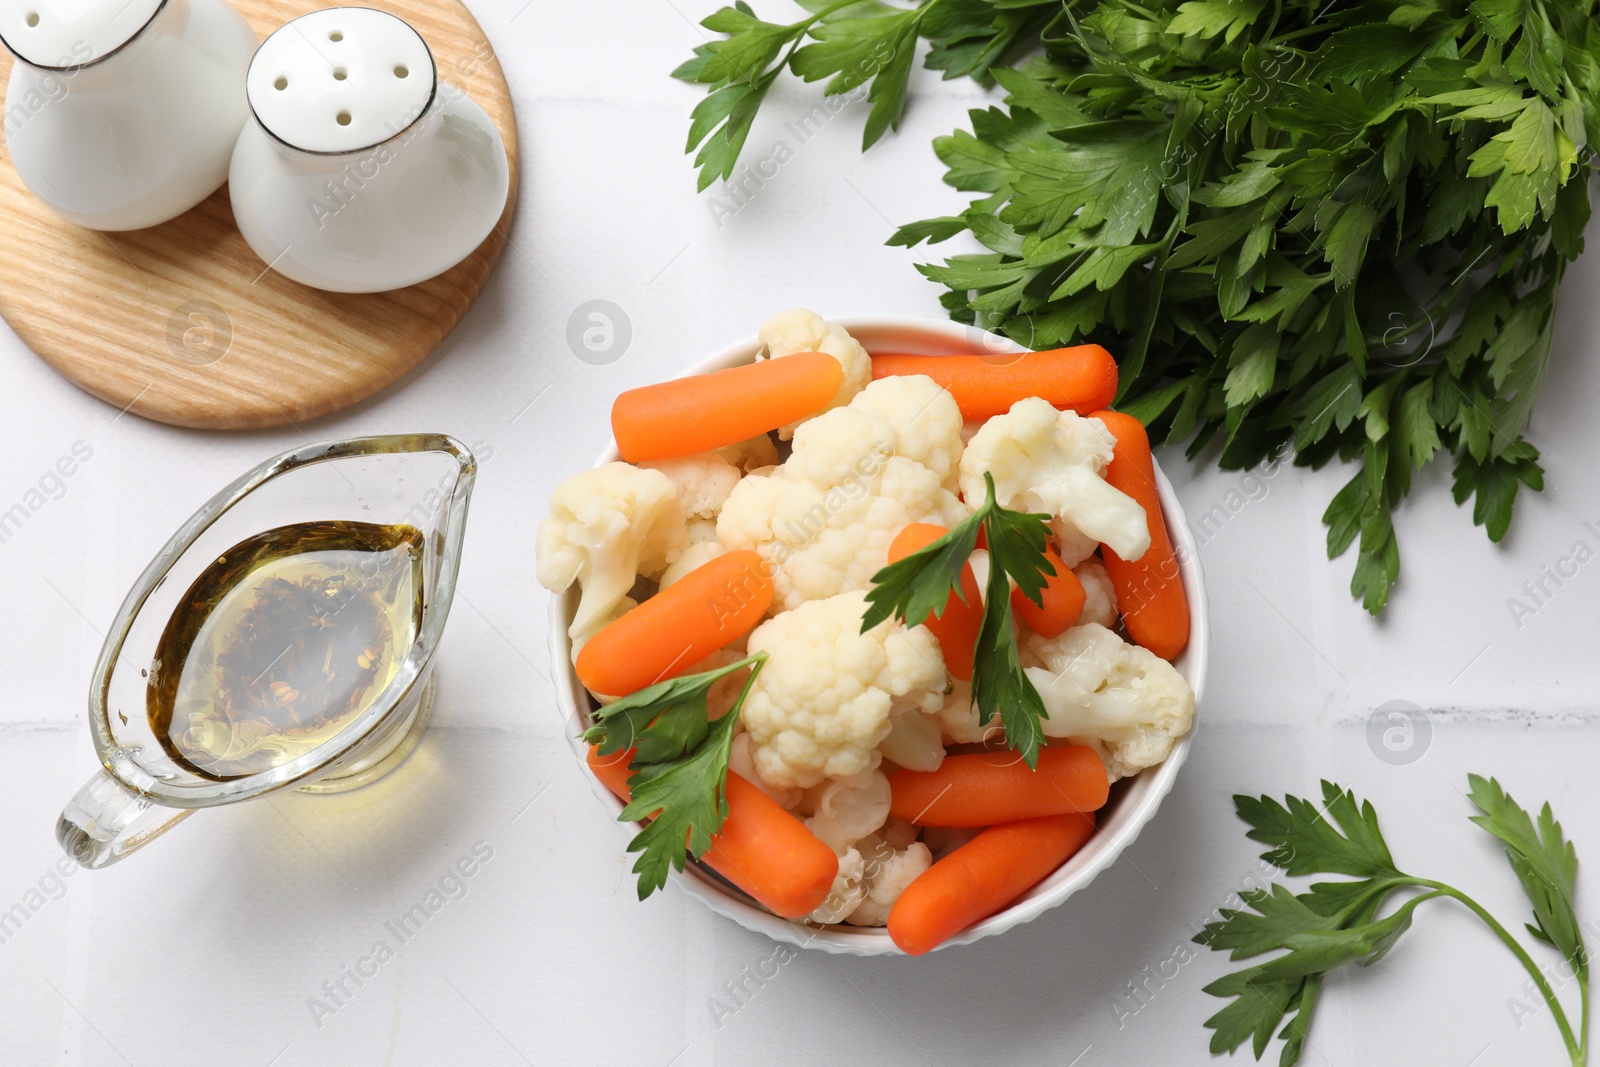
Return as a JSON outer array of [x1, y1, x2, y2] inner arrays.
[[792, 6, 925, 149], [1196, 777, 1590, 1066], [1199, 892, 1425, 1059], [1167, 0, 1269, 43], [1451, 443, 1545, 542], [860, 517, 982, 634], [1234, 781, 1400, 880], [1467, 774, 1586, 977], [584, 652, 767, 899], [863, 472, 1054, 766], [678, 1, 1057, 190], [675, 5, 817, 191]]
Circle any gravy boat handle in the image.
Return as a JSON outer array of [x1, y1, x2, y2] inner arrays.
[[57, 770, 193, 870]]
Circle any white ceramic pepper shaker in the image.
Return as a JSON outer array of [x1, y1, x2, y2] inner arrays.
[[0, 0, 256, 230], [228, 7, 510, 294]]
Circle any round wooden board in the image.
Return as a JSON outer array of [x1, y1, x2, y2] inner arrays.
[[0, 0, 518, 430]]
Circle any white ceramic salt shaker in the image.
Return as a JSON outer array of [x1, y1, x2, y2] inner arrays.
[[229, 8, 510, 293], [0, 0, 256, 230]]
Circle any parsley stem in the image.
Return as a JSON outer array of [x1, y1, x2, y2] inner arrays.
[[1581, 977, 1590, 1065], [1415, 879, 1583, 1062], [803, 0, 857, 25], [1262, 0, 1282, 42], [1119, 183, 1191, 393], [1264, 24, 1328, 44], [1280, 972, 1322, 1051], [1114, 0, 1161, 18]]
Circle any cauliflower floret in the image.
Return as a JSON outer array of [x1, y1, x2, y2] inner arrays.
[[804, 770, 891, 852], [960, 398, 1149, 566], [718, 404, 968, 614], [658, 539, 726, 590], [881, 816, 919, 850], [759, 309, 871, 436], [1075, 556, 1118, 629], [742, 592, 948, 789], [846, 837, 933, 927], [645, 455, 739, 592], [536, 463, 687, 643], [686, 518, 720, 544], [847, 375, 965, 492], [809, 847, 867, 924], [879, 707, 946, 771], [730, 732, 803, 809], [934, 679, 995, 745], [968, 549, 991, 597], [781, 404, 895, 489], [715, 468, 791, 550], [1022, 623, 1194, 782], [717, 434, 780, 473], [640, 451, 741, 521]]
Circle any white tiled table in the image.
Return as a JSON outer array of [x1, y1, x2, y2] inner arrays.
[[1, 3, 1596, 1063]]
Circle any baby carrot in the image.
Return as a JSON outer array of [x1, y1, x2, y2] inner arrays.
[[888, 812, 1097, 955], [586, 742, 637, 800], [869, 346, 1117, 421], [888, 523, 982, 681], [613, 352, 843, 462], [576, 550, 772, 696], [587, 745, 838, 918], [1010, 544, 1085, 639], [705, 774, 840, 919], [1090, 410, 1190, 660], [887, 747, 1109, 827]]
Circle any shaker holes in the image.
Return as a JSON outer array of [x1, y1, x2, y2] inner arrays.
[[25, 11, 39, 26], [274, 76, 288, 90], [336, 111, 352, 126], [394, 64, 409, 78], [333, 67, 347, 80], [328, 30, 343, 41]]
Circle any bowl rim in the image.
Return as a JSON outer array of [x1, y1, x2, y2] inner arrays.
[[548, 313, 1209, 956]]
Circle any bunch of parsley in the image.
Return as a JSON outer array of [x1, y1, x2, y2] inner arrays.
[[1199, 777, 1589, 1065], [677, 0, 1599, 612]]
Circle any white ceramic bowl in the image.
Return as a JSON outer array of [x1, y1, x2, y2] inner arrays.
[[549, 314, 1209, 956]]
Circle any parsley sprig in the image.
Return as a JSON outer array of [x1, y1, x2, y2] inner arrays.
[[583, 652, 767, 900], [862, 472, 1054, 766], [1198, 777, 1589, 1065], [678, 0, 1597, 614], [674, 1, 1051, 191]]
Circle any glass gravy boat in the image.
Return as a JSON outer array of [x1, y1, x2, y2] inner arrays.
[[57, 434, 475, 869]]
